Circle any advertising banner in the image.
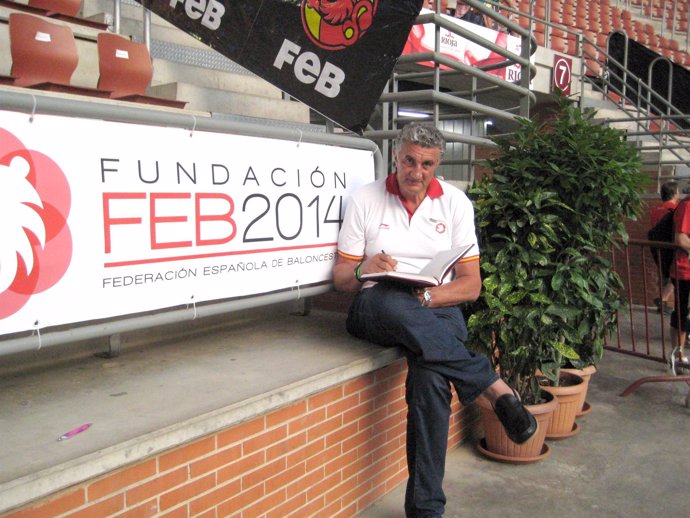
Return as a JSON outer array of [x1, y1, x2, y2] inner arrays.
[[136, 0, 424, 133], [0, 111, 375, 336], [403, 8, 522, 82]]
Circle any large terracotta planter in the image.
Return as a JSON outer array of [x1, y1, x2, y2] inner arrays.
[[562, 365, 597, 416], [475, 391, 558, 464], [540, 371, 585, 440]]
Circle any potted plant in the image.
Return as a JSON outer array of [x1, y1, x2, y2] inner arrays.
[[466, 93, 646, 457]]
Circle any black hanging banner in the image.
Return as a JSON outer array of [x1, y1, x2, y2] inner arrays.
[[137, 0, 424, 133]]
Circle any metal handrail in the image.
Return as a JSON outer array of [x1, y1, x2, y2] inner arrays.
[[367, 1, 539, 177], [580, 30, 690, 179]]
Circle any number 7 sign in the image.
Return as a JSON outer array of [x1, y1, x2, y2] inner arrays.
[[553, 55, 573, 96]]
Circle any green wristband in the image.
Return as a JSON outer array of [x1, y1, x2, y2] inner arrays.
[[354, 261, 364, 282]]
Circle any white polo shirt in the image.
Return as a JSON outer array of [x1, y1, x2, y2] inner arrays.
[[337, 174, 479, 283]]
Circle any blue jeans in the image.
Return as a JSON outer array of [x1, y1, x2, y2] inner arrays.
[[346, 283, 498, 517]]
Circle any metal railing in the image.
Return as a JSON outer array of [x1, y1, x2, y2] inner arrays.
[[493, 1, 690, 186], [584, 30, 690, 182], [610, 238, 680, 363], [365, 0, 539, 181], [612, 236, 690, 397]]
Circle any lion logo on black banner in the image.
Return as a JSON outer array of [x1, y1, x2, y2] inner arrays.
[[302, 0, 378, 50]]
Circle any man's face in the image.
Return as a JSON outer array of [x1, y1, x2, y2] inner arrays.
[[394, 142, 442, 201]]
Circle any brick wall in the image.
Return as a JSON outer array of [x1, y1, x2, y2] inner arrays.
[[3, 359, 468, 518]]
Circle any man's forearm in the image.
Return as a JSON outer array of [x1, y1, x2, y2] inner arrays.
[[333, 260, 362, 292], [675, 232, 690, 252]]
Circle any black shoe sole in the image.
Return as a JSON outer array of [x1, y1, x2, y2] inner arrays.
[[494, 394, 539, 444]]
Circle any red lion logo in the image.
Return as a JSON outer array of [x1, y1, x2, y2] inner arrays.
[[0, 129, 72, 320], [302, 0, 378, 50]]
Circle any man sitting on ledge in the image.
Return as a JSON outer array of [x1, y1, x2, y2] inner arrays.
[[332, 122, 536, 518]]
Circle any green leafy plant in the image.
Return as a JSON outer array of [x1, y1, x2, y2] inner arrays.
[[466, 93, 647, 404]]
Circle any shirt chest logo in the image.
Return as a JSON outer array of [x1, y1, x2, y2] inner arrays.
[[435, 222, 447, 234]]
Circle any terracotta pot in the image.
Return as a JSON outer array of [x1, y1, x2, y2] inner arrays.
[[475, 391, 558, 464], [562, 365, 597, 416], [540, 371, 585, 440]]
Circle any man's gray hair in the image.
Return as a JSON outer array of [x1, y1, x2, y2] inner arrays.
[[394, 122, 446, 159]]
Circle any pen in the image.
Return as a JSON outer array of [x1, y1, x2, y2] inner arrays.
[[58, 423, 92, 441]]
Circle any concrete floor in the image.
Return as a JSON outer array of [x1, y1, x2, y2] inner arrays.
[[1, 301, 688, 517], [358, 351, 690, 518]]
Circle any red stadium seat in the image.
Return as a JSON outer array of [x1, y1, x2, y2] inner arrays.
[[648, 33, 659, 49], [550, 34, 567, 53], [551, 26, 567, 38], [9, 12, 109, 96], [575, 13, 588, 30], [588, 17, 601, 33], [534, 30, 545, 46], [97, 32, 187, 108], [585, 58, 603, 77], [97, 33, 154, 98], [566, 36, 579, 55], [9, 12, 78, 87], [27, 0, 81, 17]]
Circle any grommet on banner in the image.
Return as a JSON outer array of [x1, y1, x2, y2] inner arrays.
[[189, 116, 197, 137], [32, 320, 42, 350], [29, 94, 37, 123]]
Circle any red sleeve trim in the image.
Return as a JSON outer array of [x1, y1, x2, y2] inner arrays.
[[337, 250, 364, 262]]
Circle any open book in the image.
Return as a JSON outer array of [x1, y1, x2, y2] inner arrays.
[[359, 244, 475, 287]]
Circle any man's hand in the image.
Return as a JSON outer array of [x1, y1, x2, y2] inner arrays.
[[365, 252, 397, 274], [332, 252, 397, 292]]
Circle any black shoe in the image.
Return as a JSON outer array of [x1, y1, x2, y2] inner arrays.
[[654, 298, 672, 315], [494, 393, 538, 444], [654, 298, 663, 313]]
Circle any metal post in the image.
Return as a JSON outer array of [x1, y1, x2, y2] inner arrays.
[[579, 33, 585, 108], [113, 0, 120, 34], [95, 333, 122, 359], [143, 5, 151, 51], [519, 2, 534, 118]]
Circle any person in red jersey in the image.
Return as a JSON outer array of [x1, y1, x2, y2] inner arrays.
[[671, 183, 690, 365], [650, 181, 679, 313]]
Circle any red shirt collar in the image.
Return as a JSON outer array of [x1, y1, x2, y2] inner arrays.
[[385, 173, 444, 199]]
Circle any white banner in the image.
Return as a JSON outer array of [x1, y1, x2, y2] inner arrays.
[[404, 9, 523, 82], [0, 111, 375, 336]]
